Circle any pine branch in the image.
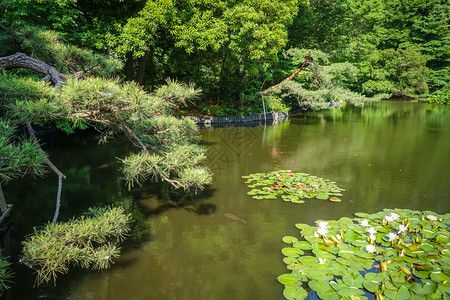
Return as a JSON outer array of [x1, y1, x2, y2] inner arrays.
[[120, 123, 185, 189]]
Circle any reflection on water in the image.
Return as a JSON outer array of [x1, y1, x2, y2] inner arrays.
[[2, 101, 449, 299]]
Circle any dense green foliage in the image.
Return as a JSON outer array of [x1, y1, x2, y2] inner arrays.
[[274, 49, 386, 109], [21, 207, 130, 286], [2, 0, 448, 108], [279, 209, 450, 299], [289, 0, 449, 100]]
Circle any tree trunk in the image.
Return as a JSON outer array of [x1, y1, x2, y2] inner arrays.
[[125, 51, 135, 81], [137, 49, 151, 85], [0, 52, 65, 86]]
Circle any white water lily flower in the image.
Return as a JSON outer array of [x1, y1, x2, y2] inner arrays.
[[367, 227, 377, 235], [398, 224, 408, 233], [365, 244, 376, 254], [387, 232, 398, 241], [316, 226, 328, 237], [369, 234, 376, 241], [426, 214, 438, 221], [317, 221, 329, 230], [360, 220, 370, 227], [384, 215, 394, 223], [318, 257, 326, 264], [389, 212, 400, 221]]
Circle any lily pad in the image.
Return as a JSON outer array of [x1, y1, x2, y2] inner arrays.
[[384, 286, 411, 299], [278, 273, 306, 286], [282, 236, 299, 244], [293, 241, 312, 250], [282, 247, 304, 257], [279, 209, 449, 300], [243, 170, 345, 204], [308, 280, 334, 293], [283, 286, 308, 300]]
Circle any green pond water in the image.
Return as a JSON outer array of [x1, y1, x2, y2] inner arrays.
[[2, 101, 449, 299]]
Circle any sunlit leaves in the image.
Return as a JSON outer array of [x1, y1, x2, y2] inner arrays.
[[243, 170, 345, 204], [279, 209, 450, 299]]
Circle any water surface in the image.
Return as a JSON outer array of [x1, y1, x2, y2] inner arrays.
[[3, 101, 449, 299]]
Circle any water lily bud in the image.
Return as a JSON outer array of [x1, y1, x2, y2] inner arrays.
[[330, 236, 340, 243], [376, 293, 384, 300]]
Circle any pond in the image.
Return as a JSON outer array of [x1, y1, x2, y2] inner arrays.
[[2, 101, 449, 299]]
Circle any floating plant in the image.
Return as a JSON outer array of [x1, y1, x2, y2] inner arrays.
[[242, 170, 345, 203], [278, 209, 450, 299]]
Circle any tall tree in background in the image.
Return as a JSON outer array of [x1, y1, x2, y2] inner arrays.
[[106, 0, 303, 102]]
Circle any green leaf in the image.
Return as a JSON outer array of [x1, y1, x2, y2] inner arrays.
[[412, 270, 430, 279], [278, 274, 305, 286], [411, 281, 438, 295], [283, 236, 299, 244], [283, 286, 308, 300], [384, 286, 411, 299], [293, 241, 312, 250], [430, 271, 450, 282], [308, 280, 334, 293], [282, 247, 304, 257], [298, 256, 318, 266], [342, 274, 365, 288], [337, 287, 365, 297]]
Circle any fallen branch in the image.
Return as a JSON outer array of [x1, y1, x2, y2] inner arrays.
[[26, 123, 66, 224], [0, 52, 65, 86], [255, 54, 312, 99]]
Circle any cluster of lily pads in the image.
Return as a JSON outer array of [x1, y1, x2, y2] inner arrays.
[[278, 209, 450, 299], [242, 170, 345, 203]]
